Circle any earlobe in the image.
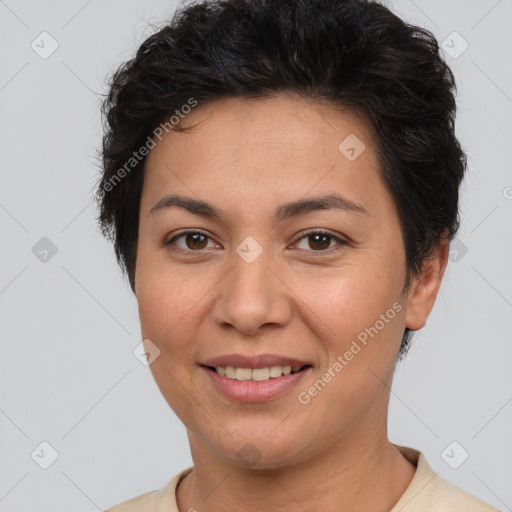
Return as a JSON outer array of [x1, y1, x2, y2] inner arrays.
[[404, 238, 450, 331]]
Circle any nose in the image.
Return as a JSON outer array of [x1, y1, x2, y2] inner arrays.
[[211, 244, 293, 336]]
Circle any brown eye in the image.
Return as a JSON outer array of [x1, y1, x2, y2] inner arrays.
[[184, 233, 208, 250], [294, 230, 348, 253], [306, 233, 331, 250], [165, 230, 216, 252]]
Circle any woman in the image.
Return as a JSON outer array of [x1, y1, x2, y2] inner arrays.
[[97, 0, 499, 510]]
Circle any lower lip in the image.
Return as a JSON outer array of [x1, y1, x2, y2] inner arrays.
[[201, 366, 312, 403]]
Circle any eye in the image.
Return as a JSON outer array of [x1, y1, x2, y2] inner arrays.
[[165, 230, 219, 252], [292, 229, 348, 254], [164, 229, 348, 255]]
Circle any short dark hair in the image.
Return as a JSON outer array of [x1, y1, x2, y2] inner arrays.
[[95, 0, 467, 359]]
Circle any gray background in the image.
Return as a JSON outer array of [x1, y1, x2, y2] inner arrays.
[[0, 0, 511, 510]]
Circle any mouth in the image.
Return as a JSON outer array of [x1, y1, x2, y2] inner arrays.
[[199, 362, 313, 402], [198, 353, 313, 402], [201, 364, 312, 382]]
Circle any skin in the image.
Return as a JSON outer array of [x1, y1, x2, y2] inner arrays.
[[135, 93, 449, 512]]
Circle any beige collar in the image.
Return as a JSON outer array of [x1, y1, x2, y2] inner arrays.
[[151, 444, 497, 511]]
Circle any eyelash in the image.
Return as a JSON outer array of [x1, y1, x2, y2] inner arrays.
[[164, 229, 349, 256]]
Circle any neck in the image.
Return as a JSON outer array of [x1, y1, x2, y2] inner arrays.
[[176, 429, 416, 512]]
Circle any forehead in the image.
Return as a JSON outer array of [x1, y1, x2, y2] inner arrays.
[[141, 93, 390, 221], [148, 93, 376, 159]]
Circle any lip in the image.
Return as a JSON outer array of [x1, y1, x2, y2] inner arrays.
[[201, 365, 312, 403], [200, 353, 311, 369]]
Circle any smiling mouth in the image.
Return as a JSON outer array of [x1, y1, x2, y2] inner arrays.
[[202, 364, 311, 382]]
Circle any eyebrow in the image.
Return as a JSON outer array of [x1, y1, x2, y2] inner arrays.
[[149, 192, 369, 222]]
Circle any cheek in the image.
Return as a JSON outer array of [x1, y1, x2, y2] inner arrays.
[[296, 262, 404, 396], [295, 261, 402, 342], [136, 248, 198, 337], [136, 261, 203, 424], [299, 276, 402, 434]]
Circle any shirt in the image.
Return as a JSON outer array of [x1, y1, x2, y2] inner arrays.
[[103, 445, 500, 511]]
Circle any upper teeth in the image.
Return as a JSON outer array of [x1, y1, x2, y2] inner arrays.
[[216, 365, 303, 381]]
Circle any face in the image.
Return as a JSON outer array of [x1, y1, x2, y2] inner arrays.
[[135, 93, 445, 469]]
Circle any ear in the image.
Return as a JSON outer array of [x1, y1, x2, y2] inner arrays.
[[404, 236, 450, 331]]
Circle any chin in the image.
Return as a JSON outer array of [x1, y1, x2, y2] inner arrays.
[[210, 432, 306, 470]]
